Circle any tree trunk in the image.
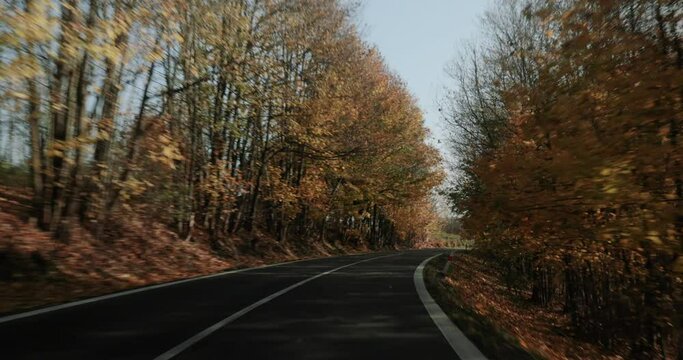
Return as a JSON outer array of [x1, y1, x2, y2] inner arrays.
[[26, 77, 43, 222], [97, 56, 156, 239]]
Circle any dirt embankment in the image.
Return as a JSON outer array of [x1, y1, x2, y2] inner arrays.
[[0, 186, 368, 315]]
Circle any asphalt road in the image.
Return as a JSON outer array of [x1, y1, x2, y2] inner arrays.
[[0, 249, 460, 359]]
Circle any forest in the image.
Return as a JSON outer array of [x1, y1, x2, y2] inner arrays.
[[2, 0, 682, 358], [444, 0, 681, 358], [0, 0, 442, 254]]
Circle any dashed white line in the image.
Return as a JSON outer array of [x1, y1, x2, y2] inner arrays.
[[153, 253, 400, 360]]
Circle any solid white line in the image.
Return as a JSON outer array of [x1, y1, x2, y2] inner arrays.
[[154, 253, 399, 360], [0, 255, 342, 324], [414, 254, 488, 360]]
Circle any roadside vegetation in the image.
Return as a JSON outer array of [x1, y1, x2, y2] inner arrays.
[[426, 252, 625, 359], [0, 0, 442, 313], [442, 0, 681, 358], [425, 254, 538, 360]]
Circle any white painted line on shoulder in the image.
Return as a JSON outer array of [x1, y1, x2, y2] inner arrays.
[[0, 255, 347, 324], [414, 254, 488, 360], [154, 253, 400, 360]]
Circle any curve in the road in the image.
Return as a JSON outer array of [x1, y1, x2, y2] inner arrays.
[[0, 250, 486, 360], [414, 255, 488, 360], [154, 253, 399, 360]]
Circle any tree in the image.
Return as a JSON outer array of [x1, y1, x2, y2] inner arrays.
[[444, 0, 682, 357], [0, 0, 442, 253]]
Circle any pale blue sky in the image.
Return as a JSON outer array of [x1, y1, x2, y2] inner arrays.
[[359, 0, 490, 151]]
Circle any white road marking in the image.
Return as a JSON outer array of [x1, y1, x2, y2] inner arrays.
[[154, 253, 400, 360], [414, 254, 488, 360], [0, 255, 346, 324]]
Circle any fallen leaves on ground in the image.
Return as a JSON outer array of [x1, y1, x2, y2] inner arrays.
[[0, 186, 364, 314], [445, 253, 624, 360]]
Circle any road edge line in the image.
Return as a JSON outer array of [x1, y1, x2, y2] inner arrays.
[[0, 254, 366, 324], [414, 254, 488, 360], [154, 253, 400, 360]]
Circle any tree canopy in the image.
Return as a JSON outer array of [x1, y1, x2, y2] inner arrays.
[[443, 0, 681, 357], [0, 0, 443, 250]]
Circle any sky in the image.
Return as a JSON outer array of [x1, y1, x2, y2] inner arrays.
[[359, 0, 491, 153]]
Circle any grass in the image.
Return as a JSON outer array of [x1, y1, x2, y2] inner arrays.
[[436, 231, 474, 249]]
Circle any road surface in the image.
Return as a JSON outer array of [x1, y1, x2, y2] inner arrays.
[[0, 249, 475, 359]]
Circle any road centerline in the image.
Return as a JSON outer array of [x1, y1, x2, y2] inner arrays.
[[153, 253, 401, 360]]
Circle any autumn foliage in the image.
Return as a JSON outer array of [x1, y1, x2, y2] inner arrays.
[[444, 0, 681, 358], [0, 0, 442, 258]]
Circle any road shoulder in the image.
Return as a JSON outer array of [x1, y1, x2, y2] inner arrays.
[[415, 254, 488, 360], [422, 254, 537, 360]]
